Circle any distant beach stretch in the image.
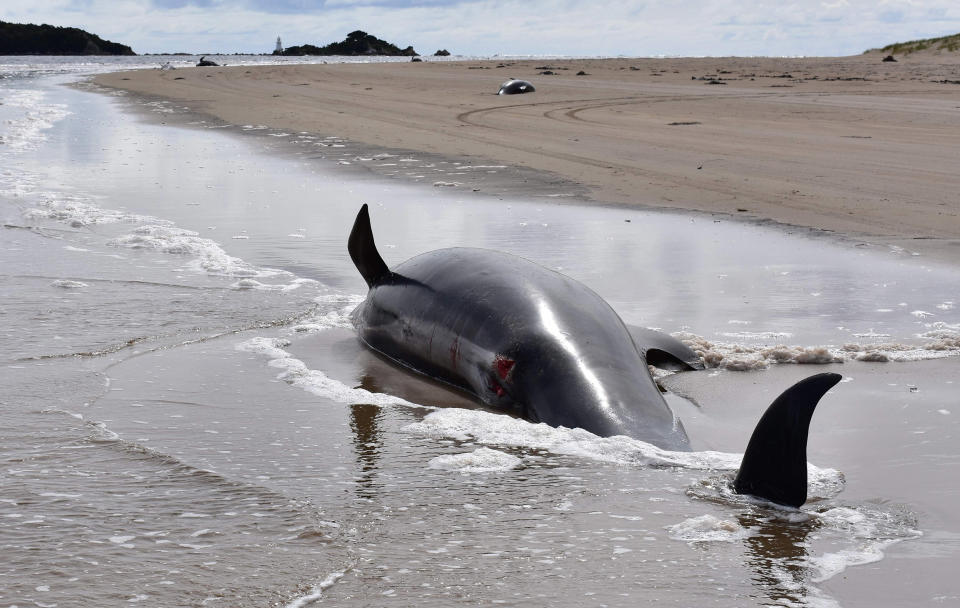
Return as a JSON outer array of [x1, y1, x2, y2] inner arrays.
[[96, 55, 960, 262]]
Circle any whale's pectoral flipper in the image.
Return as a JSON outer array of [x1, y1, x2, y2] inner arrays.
[[627, 325, 705, 371], [734, 372, 842, 507], [349, 204, 391, 288]]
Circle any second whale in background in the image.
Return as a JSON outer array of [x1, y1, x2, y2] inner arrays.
[[497, 79, 535, 95]]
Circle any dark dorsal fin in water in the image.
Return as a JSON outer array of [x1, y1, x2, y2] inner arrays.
[[349, 204, 390, 288], [734, 372, 842, 508], [627, 325, 704, 371]]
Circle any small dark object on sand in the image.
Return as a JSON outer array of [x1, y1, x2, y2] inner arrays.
[[539, 70, 555, 75], [197, 56, 218, 66], [497, 79, 535, 95], [576, 70, 589, 76], [411, 56, 422, 62], [882, 55, 897, 62], [705, 79, 726, 85]]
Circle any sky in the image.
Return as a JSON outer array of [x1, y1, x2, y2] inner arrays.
[[4, 0, 960, 57]]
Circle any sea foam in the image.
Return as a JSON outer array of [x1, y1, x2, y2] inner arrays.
[[677, 326, 960, 370], [110, 224, 271, 277], [428, 447, 523, 473], [237, 335, 423, 410], [0, 89, 71, 150]]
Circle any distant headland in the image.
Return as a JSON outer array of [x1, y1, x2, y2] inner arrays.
[[0, 20, 135, 55], [276, 30, 417, 57]]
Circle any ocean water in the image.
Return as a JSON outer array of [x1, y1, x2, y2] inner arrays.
[[1, 57, 958, 607]]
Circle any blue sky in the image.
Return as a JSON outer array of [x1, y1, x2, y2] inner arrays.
[[4, 0, 960, 56]]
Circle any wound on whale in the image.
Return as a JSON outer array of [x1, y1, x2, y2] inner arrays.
[[348, 204, 841, 508]]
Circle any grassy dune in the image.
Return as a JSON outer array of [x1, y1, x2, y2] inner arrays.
[[868, 32, 960, 55]]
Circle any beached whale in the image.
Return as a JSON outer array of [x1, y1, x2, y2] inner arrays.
[[497, 79, 535, 95], [348, 204, 841, 507]]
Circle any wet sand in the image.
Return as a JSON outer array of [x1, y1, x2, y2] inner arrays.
[[96, 55, 960, 263]]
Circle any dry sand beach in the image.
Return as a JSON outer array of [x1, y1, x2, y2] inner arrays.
[[96, 55, 960, 262]]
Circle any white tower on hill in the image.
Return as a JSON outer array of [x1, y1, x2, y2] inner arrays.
[[275, 36, 283, 54]]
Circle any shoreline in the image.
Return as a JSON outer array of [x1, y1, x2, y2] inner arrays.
[[93, 56, 960, 264]]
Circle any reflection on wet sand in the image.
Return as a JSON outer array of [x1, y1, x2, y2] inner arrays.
[[739, 512, 820, 605], [352, 345, 479, 410], [350, 396, 384, 500]]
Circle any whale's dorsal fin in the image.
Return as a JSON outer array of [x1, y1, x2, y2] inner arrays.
[[349, 204, 390, 288], [627, 325, 704, 371], [734, 372, 842, 508]]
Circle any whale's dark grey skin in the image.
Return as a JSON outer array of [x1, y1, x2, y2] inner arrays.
[[348, 204, 841, 506], [497, 79, 535, 95], [196, 56, 219, 66], [733, 372, 841, 507]]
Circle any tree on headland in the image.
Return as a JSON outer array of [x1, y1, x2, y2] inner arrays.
[[0, 20, 135, 55], [278, 30, 418, 56]]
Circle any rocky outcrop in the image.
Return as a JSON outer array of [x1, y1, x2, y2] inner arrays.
[[280, 31, 417, 56]]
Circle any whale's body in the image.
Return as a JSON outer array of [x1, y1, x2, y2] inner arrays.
[[348, 205, 841, 507], [352, 246, 698, 449]]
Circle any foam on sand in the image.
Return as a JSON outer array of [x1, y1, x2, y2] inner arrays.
[[231, 277, 317, 292], [20, 187, 306, 284], [50, 279, 88, 289], [236, 331, 423, 410], [402, 407, 843, 500], [428, 447, 523, 473], [666, 504, 919, 608], [284, 570, 348, 608], [23, 193, 159, 227], [807, 506, 920, 581], [0, 89, 71, 150], [666, 514, 751, 543], [111, 224, 271, 278], [677, 325, 960, 370]]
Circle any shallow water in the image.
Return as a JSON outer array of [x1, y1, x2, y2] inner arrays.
[[1, 59, 958, 607]]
